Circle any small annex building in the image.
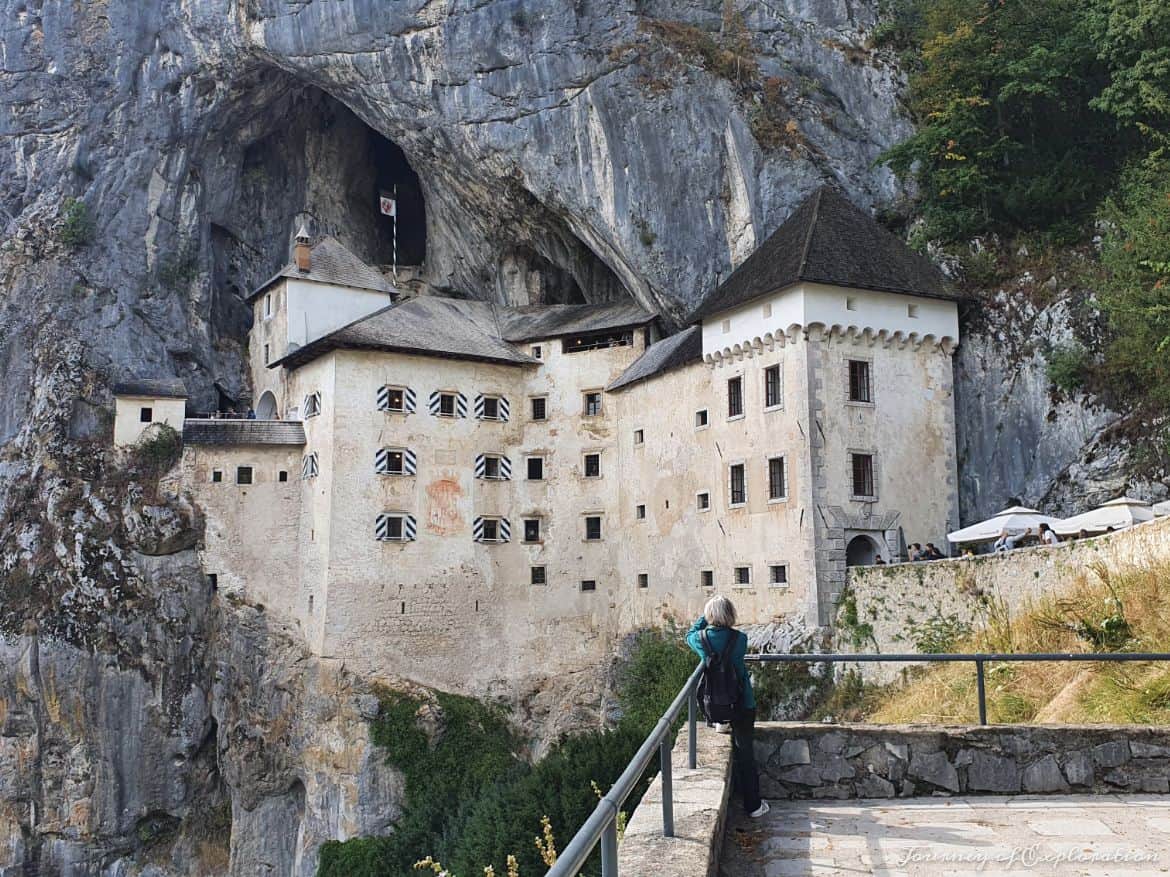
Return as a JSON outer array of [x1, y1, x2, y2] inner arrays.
[[118, 186, 961, 692], [112, 378, 188, 446]]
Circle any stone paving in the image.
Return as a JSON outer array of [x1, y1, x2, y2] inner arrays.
[[719, 795, 1170, 876]]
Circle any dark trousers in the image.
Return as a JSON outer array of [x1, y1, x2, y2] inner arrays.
[[731, 708, 761, 813]]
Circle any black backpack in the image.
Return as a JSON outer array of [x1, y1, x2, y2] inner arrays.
[[696, 628, 742, 724]]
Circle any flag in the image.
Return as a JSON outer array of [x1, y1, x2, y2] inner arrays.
[[380, 193, 396, 217]]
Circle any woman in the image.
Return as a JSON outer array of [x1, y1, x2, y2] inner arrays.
[[686, 595, 769, 818]]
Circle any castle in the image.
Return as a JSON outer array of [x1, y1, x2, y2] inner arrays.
[[115, 187, 960, 690]]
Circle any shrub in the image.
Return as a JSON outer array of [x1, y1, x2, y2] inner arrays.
[[1045, 342, 1090, 394], [60, 198, 95, 248], [133, 424, 182, 478]]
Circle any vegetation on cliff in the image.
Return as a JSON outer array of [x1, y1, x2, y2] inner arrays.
[[879, 0, 1170, 422], [317, 627, 696, 877], [863, 560, 1170, 724]]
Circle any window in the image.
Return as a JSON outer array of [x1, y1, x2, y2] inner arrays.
[[695, 409, 709, 429], [303, 392, 322, 418], [636, 504, 646, 520], [764, 364, 782, 408], [846, 296, 857, 311], [439, 392, 457, 417], [532, 345, 543, 359], [583, 453, 601, 478], [207, 574, 218, 592], [848, 360, 872, 403], [769, 564, 789, 587], [475, 453, 511, 480], [302, 452, 319, 479], [236, 466, 253, 485], [851, 453, 876, 498], [633, 428, 644, 445], [531, 397, 547, 421], [376, 513, 417, 542], [721, 319, 731, 333], [481, 519, 500, 542], [728, 376, 743, 418], [531, 566, 547, 586], [264, 294, 272, 318], [637, 573, 649, 589], [584, 515, 602, 541], [527, 456, 544, 480], [263, 343, 270, 364], [523, 518, 542, 543], [211, 469, 223, 483], [729, 463, 746, 506], [477, 395, 508, 421], [278, 470, 288, 483], [483, 455, 501, 479], [768, 456, 787, 501], [908, 304, 919, 318], [701, 569, 714, 588], [139, 407, 153, 423], [379, 386, 406, 412], [696, 491, 710, 511], [583, 391, 602, 417], [563, 330, 632, 352], [580, 579, 597, 592], [762, 302, 772, 318], [734, 566, 752, 586], [376, 447, 418, 476]]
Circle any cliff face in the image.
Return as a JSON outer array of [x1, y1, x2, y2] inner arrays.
[[0, 0, 1157, 873]]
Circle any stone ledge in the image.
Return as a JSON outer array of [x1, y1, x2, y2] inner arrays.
[[757, 722, 1170, 800], [618, 727, 733, 877]]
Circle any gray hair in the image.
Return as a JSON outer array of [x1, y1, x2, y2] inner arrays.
[[704, 594, 737, 628]]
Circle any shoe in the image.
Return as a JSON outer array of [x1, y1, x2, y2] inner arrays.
[[712, 722, 732, 734], [749, 801, 770, 818]]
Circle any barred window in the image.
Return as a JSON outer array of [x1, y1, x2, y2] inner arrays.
[[769, 564, 789, 586], [848, 360, 872, 403], [729, 463, 746, 506], [531, 397, 547, 421], [765, 364, 782, 408], [583, 391, 602, 417], [851, 453, 875, 498], [584, 515, 602, 541], [734, 566, 752, 586], [583, 453, 601, 478], [728, 377, 743, 418], [768, 456, 787, 500]]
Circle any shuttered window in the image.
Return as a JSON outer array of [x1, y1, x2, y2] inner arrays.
[[303, 392, 322, 418], [475, 453, 511, 480], [430, 391, 468, 418], [378, 385, 416, 413], [375, 513, 417, 542], [301, 452, 319, 479], [475, 394, 510, 421], [473, 516, 510, 543], [376, 447, 417, 476]]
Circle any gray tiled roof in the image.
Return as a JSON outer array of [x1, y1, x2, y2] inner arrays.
[[247, 237, 397, 301], [182, 419, 306, 446], [498, 302, 655, 342], [113, 378, 188, 398], [274, 297, 537, 370], [690, 186, 955, 322], [608, 326, 703, 391]]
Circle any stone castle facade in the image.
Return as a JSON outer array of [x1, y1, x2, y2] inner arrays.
[[114, 188, 961, 692]]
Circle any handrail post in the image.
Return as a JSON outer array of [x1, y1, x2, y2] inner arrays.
[[975, 658, 987, 725], [687, 683, 697, 769], [601, 817, 619, 877], [660, 737, 674, 837]]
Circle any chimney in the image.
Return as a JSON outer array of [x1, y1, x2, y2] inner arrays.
[[294, 226, 311, 273]]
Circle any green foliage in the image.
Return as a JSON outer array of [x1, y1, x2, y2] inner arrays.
[[1045, 342, 1091, 394], [835, 589, 876, 650], [158, 241, 200, 290], [1088, 0, 1170, 143], [904, 612, 973, 653], [318, 628, 697, 877], [880, 0, 1128, 240], [60, 198, 95, 248], [1095, 155, 1170, 409], [133, 424, 182, 478]]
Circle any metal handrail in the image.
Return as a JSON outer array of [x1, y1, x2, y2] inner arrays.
[[545, 650, 1170, 877], [546, 663, 704, 877]]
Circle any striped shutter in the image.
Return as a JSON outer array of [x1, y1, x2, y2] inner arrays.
[[474, 453, 486, 479], [303, 392, 321, 417], [403, 448, 417, 474], [456, 392, 468, 418], [498, 396, 510, 421], [376, 513, 417, 542], [474, 394, 485, 419], [473, 515, 485, 541], [404, 387, 416, 413], [377, 386, 391, 410], [301, 452, 318, 479], [499, 517, 511, 542], [429, 391, 441, 416], [499, 455, 512, 480]]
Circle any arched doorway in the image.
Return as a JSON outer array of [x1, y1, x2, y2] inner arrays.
[[846, 535, 881, 567], [256, 390, 277, 420]]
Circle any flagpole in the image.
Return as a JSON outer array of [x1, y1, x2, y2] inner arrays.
[[392, 183, 398, 282]]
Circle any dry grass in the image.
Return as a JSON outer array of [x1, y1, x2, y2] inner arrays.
[[866, 560, 1170, 725]]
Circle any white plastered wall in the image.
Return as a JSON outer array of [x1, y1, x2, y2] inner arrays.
[[113, 396, 187, 446]]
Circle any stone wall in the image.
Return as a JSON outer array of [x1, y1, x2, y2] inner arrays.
[[757, 722, 1170, 800], [836, 516, 1170, 671]]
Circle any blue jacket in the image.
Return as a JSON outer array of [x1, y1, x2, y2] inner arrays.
[[686, 616, 756, 710]]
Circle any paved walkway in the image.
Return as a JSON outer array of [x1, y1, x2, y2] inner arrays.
[[720, 795, 1170, 876]]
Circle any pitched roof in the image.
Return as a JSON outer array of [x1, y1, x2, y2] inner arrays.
[[689, 186, 955, 322], [182, 419, 306, 446], [498, 302, 655, 342], [272, 297, 537, 370], [113, 378, 188, 399], [247, 236, 397, 301], [608, 327, 703, 392]]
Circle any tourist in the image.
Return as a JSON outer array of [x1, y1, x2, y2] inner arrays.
[[686, 596, 768, 819], [874, 556, 887, 565], [909, 543, 925, 561], [924, 543, 945, 560], [1077, 528, 1090, 540], [993, 528, 1018, 552], [961, 546, 976, 558], [246, 408, 256, 420], [1039, 523, 1060, 546]]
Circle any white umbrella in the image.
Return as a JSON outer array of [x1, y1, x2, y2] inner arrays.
[[1155, 500, 1170, 518], [947, 506, 1064, 545], [1054, 497, 1155, 535]]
